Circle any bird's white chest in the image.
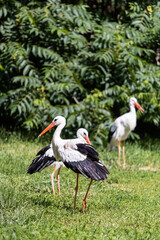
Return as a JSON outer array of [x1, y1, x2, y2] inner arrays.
[[115, 113, 137, 140], [128, 116, 136, 131], [51, 140, 72, 162], [52, 140, 61, 161]]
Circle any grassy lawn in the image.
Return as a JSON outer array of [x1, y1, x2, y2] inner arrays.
[[0, 130, 160, 239]]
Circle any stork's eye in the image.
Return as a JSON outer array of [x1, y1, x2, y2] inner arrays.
[[54, 119, 57, 122], [84, 132, 86, 136]]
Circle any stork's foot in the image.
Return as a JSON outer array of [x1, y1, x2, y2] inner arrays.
[[82, 200, 87, 213]]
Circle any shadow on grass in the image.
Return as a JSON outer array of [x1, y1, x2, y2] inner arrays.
[[26, 191, 78, 213]]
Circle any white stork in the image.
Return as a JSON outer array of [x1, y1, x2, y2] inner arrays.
[[108, 97, 144, 167], [38, 116, 109, 212], [27, 128, 91, 196]]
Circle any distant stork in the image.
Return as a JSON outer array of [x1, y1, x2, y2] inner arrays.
[[108, 97, 144, 167], [38, 116, 109, 212], [27, 128, 91, 196]]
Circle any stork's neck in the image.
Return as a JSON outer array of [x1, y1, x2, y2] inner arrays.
[[53, 122, 65, 143], [130, 104, 136, 115], [77, 134, 83, 140]]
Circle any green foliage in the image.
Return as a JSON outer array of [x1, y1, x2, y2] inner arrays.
[[0, 1, 160, 145]]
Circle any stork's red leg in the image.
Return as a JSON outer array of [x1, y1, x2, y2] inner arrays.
[[56, 167, 62, 196], [50, 168, 57, 195], [122, 140, 126, 167], [74, 173, 79, 211], [118, 141, 121, 166], [82, 179, 93, 213]]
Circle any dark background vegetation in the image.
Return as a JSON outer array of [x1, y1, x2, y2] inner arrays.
[[0, 0, 160, 145]]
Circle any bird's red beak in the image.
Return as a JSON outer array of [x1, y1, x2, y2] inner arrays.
[[84, 136, 91, 145], [134, 102, 144, 113], [38, 122, 55, 137]]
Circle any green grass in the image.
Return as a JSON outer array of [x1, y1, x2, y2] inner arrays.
[[0, 130, 160, 240]]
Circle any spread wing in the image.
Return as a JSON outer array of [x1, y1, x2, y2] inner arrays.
[[62, 143, 109, 181], [27, 144, 56, 174]]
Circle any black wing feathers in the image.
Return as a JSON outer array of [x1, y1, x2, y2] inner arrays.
[[36, 145, 51, 156], [64, 143, 109, 181], [108, 124, 117, 143], [76, 144, 99, 161], [27, 145, 56, 174], [64, 159, 109, 181]]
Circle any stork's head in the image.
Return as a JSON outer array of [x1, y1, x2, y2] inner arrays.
[[38, 116, 66, 137], [77, 128, 91, 144], [52, 116, 66, 126], [129, 97, 144, 113]]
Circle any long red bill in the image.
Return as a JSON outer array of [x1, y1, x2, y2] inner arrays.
[[38, 122, 55, 137], [135, 102, 144, 113], [85, 136, 91, 145]]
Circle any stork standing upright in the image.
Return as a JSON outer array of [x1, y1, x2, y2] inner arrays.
[[38, 116, 109, 212], [108, 97, 144, 167], [27, 128, 91, 196]]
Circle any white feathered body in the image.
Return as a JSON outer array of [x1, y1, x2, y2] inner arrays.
[[52, 137, 86, 163], [109, 107, 137, 151]]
